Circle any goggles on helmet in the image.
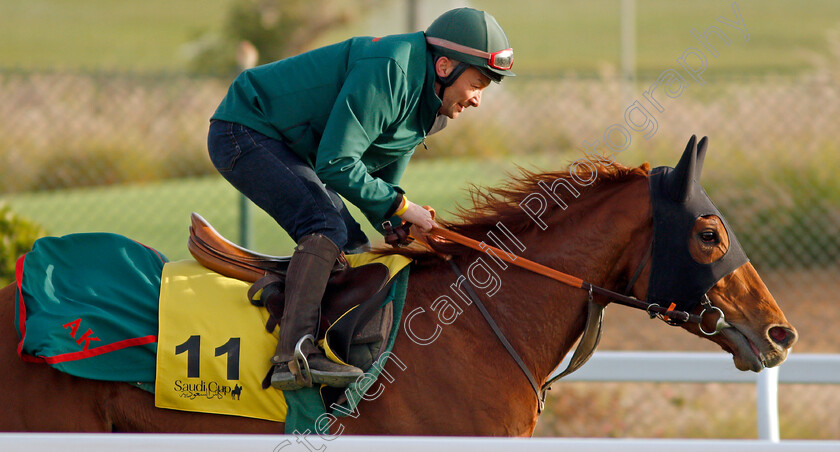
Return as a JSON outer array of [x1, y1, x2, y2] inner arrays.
[[487, 49, 514, 70], [426, 37, 514, 71]]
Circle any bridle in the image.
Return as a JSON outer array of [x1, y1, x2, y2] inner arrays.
[[389, 223, 733, 412], [427, 226, 729, 326]]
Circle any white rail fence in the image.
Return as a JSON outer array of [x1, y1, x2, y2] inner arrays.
[[1, 434, 839, 452], [554, 351, 840, 442], [1, 351, 838, 451]]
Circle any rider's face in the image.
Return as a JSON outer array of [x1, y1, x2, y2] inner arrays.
[[435, 59, 491, 119]]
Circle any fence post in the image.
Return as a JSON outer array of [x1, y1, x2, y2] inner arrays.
[[756, 365, 780, 442], [620, 0, 636, 103], [234, 42, 258, 248], [238, 194, 251, 248]]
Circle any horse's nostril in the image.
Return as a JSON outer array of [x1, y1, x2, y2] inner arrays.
[[769, 326, 795, 347], [769, 327, 787, 342]]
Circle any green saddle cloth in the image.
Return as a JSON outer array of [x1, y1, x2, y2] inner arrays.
[[15, 233, 167, 382]]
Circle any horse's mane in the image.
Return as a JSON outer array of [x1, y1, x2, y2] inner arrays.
[[377, 160, 650, 262]]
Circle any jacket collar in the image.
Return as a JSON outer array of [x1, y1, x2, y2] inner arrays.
[[419, 50, 443, 134]]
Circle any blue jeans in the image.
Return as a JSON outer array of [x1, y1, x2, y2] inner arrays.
[[207, 120, 369, 253]]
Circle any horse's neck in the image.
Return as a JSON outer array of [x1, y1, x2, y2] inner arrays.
[[374, 176, 651, 435], [447, 176, 652, 381]]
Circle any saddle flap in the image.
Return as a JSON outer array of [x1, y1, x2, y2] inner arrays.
[[322, 263, 390, 322], [324, 277, 395, 366], [256, 263, 391, 329], [352, 303, 392, 344]]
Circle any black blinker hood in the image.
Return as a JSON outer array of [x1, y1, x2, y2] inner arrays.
[[647, 135, 749, 317]]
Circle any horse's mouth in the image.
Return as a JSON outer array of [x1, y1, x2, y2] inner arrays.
[[719, 321, 794, 371], [720, 325, 766, 372]]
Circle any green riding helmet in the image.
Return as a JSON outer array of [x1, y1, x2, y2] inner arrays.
[[425, 7, 515, 84]]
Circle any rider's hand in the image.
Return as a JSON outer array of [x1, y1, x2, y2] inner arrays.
[[399, 201, 437, 233]]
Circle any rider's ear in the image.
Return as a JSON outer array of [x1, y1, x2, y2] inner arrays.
[[435, 57, 453, 78]]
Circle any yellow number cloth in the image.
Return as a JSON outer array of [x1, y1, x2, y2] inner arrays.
[[155, 260, 288, 422], [154, 253, 411, 422]]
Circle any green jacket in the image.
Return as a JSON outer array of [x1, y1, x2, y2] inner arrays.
[[212, 32, 441, 227]]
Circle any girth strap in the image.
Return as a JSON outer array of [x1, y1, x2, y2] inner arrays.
[[447, 260, 607, 413], [539, 297, 605, 404]]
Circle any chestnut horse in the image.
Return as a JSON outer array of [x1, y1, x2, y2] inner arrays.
[[0, 137, 797, 435]]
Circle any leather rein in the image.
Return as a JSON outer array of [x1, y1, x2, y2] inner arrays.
[[401, 224, 712, 412], [385, 221, 727, 412], [427, 226, 703, 324]]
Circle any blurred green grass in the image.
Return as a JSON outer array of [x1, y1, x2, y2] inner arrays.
[[7, 147, 838, 273], [3, 154, 558, 260], [477, 0, 840, 77], [0, 0, 229, 71], [2, 0, 840, 76]]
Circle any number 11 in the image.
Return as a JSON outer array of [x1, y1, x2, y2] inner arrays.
[[174, 335, 241, 380]]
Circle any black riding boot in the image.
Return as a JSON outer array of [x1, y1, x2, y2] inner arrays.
[[270, 233, 363, 390]]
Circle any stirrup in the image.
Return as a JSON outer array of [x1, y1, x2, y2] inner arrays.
[[287, 334, 315, 388]]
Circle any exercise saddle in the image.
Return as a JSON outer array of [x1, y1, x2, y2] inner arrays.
[[187, 213, 396, 370]]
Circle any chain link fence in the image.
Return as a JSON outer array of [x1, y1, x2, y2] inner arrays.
[[1, 67, 838, 438]]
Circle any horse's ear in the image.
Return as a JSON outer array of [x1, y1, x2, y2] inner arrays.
[[695, 136, 708, 181], [668, 135, 698, 202]]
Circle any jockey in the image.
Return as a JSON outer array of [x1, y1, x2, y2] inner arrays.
[[207, 7, 514, 391]]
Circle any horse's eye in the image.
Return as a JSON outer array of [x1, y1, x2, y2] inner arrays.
[[700, 230, 718, 244]]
